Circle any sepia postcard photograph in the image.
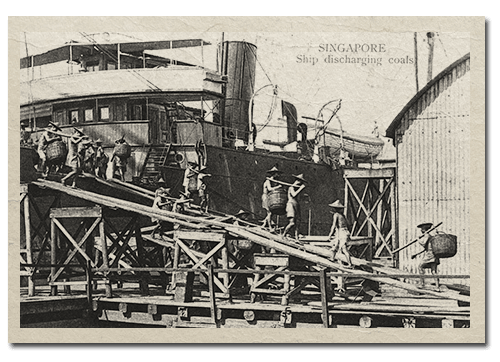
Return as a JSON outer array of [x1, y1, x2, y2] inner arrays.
[[8, 16, 485, 344]]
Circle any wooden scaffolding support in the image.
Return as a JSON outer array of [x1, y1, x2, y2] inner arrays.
[[27, 179, 470, 303], [343, 168, 397, 259]]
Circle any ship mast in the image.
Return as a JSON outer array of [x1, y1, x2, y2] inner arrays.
[[426, 32, 435, 83]]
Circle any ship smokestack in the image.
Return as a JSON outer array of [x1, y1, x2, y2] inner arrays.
[[219, 41, 257, 147], [282, 100, 298, 144]]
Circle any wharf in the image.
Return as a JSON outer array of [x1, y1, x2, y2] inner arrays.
[[19, 178, 470, 328], [21, 281, 470, 328]]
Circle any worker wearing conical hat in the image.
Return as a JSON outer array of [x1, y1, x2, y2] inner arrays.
[[182, 161, 199, 198], [233, 209, 250, 226], [173, 191, 191, 215], [151, 187, 174, 239], [111, 136, 130, 182], [61, 127, 87, 187], [37, 121, 63, 177], [261, 166, 283, 230], [327, 200, 353, 268], [283, 174, 306, 240], [197, 168, 211, 213], [412, 223, 440, 291], [94, 139, 108, 179]]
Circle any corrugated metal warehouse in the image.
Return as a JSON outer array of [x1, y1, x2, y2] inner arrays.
[[386, 53, 470, 284]]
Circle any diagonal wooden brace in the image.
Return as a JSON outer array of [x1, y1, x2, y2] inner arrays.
[[346, 180, 393, 255], [51, 217, 100, 281]]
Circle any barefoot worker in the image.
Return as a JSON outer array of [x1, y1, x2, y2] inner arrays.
[[37, 121, 63, 177], [283, 174, 306, 240], [261, 166, 284, 230], [61, 127, 89, 188], [327, 200, 353, 268], [412, 222, 440, 291]]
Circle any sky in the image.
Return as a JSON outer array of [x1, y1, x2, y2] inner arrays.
[[20, 31, 470, 140]]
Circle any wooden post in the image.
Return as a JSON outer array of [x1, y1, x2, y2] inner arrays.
[[173, 271, 194, 302], [172, 238, 180, 289], [99, 218, 112, 298], [344, 175, 349, 222], [86, 259, 93, 306], [390, 178, 397, 259], [367, 181, 373, 241], [221, 239, 229, 288], [376, 179, 383, 252], [50, 217, 57, 296], [319, 269, 329, 328], [135, 219, 150, 296], [207, 264, 218, 325], [63, 279, 71, 295], [23, 191, 35, 296]]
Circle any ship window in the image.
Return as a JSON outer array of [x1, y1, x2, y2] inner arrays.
[[55, 111, 64, 125], [85, 109, 94, 122], [133, 105, 142, 120], [70, 110, 79, 124], [100, 107, 110, 121]]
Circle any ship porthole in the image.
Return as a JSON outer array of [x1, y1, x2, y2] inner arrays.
[[175, 153, 184, 163]]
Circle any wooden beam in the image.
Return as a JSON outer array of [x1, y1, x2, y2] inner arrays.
[[343, 168, 394, 179], [50, 206, 102, 219], [50, 219, 57, 296], [207, 264, 218, 326], [176, 230, 226, 243], [192, 240, 225, 269], [104, 222, 140, 266], [319, 268, 330, 328], [23, 192, 34, 296]]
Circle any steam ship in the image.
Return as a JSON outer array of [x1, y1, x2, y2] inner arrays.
[[20, 35, 385, 234]]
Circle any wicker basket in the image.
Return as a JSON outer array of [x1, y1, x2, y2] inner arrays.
[[187, 177, 198, 192], [268, 188, 287, 215], [431, 233, 457, 259], [46, 140, 67, 163], [114, 143, 131, 158]]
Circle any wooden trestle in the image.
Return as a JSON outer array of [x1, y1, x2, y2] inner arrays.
[[19, 179, 470, 328]]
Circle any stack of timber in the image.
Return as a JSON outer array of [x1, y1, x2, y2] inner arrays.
[[32, 179, 470, 304]]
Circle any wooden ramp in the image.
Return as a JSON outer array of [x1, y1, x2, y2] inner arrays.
[[32, 179, 470, 303]]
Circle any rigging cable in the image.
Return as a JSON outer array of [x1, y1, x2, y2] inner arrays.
[[23, 32, 36, 132], [79, 32, 162, 92]]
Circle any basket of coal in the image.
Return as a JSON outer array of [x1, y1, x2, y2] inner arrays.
[[431, 233, 458, 258], [268, 188, 287, 215], [46, 140, 67, 163], [114, 142, 131, 158]]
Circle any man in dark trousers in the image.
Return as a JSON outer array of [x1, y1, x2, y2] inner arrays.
[[94, 139, 108, 178]]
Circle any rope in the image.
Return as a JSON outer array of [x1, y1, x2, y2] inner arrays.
[[79, 32, 162, 92]]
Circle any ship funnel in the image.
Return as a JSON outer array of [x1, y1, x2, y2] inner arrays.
[[282, 100, 298, 143], [218, 41, 257, 146]]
